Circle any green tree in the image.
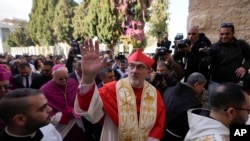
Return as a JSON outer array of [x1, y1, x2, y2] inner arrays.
[[6, 27, 34, 47], [53, 0, 78, 43], [78, 0, 98, 38], [6, 20, 34, 47], [146, 0, 170, 38], [28, 0, 58, 46], [96, 0, 120, 44], [72, 0, 90, 40], [73, 0, 120, 45]]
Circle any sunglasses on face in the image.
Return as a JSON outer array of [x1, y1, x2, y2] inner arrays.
[[220, 33, 231, 36], [220, 22, 234, 28]]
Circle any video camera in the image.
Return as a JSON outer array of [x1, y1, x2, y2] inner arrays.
[[177, 39, 191, 49], [71, 38, 81, 55]]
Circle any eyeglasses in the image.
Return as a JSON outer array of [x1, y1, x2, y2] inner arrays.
[[188, 33, 196, 35], [0, 84, 11, 90], [220, 22, 234, 27], [58, 77, 68, 81], [224, 107, 250, 114], [128, 63, 148, 70]]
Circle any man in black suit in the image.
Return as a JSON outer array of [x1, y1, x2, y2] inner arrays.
[[12, 62, 40, 88], [157, 32, 171, 50], [31, 61, 54, 89]]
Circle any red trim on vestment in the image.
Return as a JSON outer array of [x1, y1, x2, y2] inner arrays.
[[77, 84, 95, 111]]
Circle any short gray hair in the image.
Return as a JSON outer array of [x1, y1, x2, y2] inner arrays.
[[187, 72, 207, 86]]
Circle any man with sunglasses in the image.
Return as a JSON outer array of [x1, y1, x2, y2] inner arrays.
[[208, 23, 250, 94], [185, 83, 250, 140], [74, 39, 165, 141]]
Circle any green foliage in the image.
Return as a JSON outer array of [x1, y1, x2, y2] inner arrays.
[[73, 0, 120, 46], [72, 0, 90, 40], [96, 0, 120, 44], [72, 0, 93, 40], [11, 0, 169, 50], [28, 0, 59, 46], [53, 0, 77, 43], [146, 0, 170, 38], [6, 26, 34, 47]]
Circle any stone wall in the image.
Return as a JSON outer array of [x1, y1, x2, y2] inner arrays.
[[187, 0, 250, 43]]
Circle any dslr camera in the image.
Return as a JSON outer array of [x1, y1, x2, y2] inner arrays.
[[177, 39, 191, 49], [151, 72, 166, 93]]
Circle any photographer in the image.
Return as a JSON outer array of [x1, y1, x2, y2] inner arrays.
[[149, 62, 178, 95], [152, 47, 184, 81], [66, 38, 81, 73], [173, 26, 211, 83], [157, 32, 171, 50]]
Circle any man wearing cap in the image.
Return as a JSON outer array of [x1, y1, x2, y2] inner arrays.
[[74, 39, 165, 141], [40, 64, 87, 141]]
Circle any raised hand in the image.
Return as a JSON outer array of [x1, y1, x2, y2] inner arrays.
[[80, 38, 107, 84]]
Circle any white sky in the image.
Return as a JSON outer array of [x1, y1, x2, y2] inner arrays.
[[0, 0, 32, 20], [0, 0, 188, 41], [168, 0, 189, 41]]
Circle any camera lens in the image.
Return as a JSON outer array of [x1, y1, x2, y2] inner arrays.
[[178, 39, 191, 48]]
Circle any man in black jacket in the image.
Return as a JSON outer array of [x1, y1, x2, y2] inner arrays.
[[162, 72, 207, 141], [209, 23, 250, 84], [174, 26, 211, 83], [157, 32, 171, 50], [30, 61, 54, 89]]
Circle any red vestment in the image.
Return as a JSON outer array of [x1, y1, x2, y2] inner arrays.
[[77, 81, 165, 140]]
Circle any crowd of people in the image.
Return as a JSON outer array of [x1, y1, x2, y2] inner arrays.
[[0, 22, 250, 141]]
